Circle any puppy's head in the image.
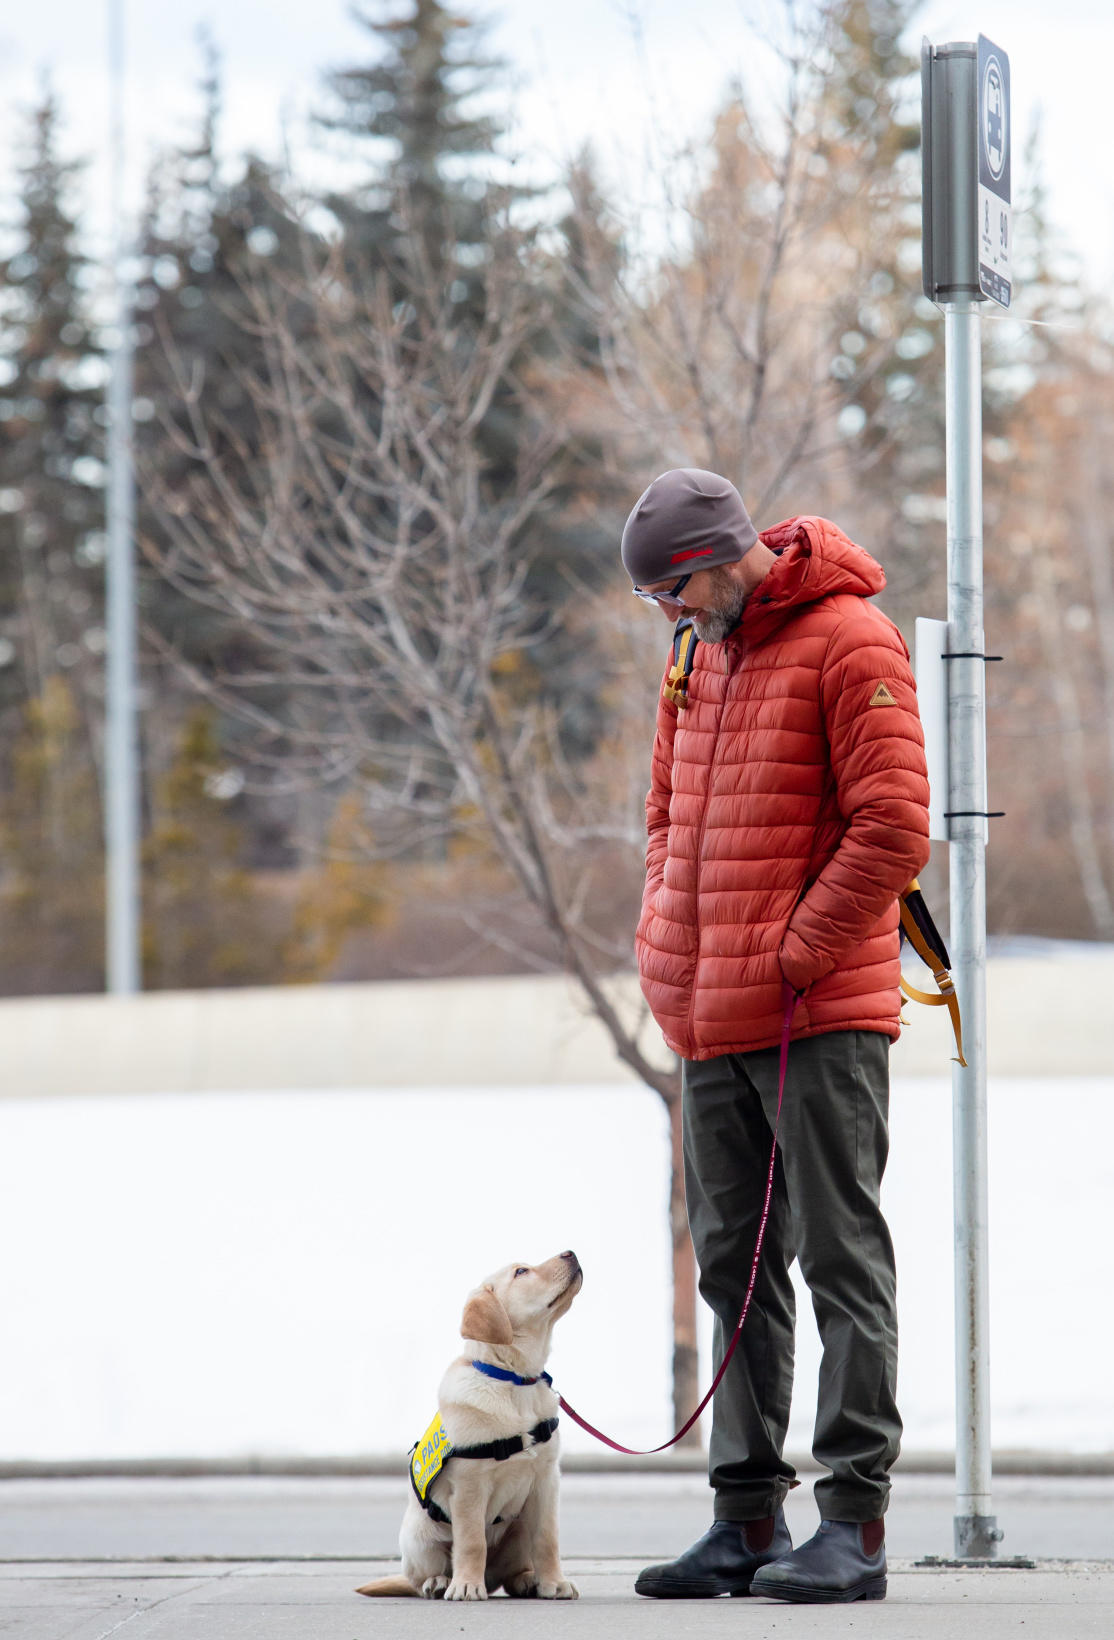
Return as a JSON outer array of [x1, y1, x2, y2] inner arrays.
[[460, 1250, 583, 1357]]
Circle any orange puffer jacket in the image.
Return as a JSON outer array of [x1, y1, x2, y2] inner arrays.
[[635, 516, 931, 1060]]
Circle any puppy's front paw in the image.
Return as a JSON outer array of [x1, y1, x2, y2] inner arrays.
[[536, 1578, 578, 1599], [445, 1579, 487, 1601], [419, 1575, 449, 1599]]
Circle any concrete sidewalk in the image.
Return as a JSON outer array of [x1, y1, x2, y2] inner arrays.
[[4, 1558, 1114, 1639], [3, 1474, 1112, 1637]]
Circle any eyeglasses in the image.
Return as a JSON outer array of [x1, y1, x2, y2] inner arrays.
[[632, 573, 692, 612]]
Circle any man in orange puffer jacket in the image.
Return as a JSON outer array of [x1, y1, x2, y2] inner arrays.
[[624, 469, 931, 1606]]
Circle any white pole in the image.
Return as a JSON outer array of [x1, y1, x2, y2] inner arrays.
[[944, 299, 999, 1559], [106, 0, 140, 994]]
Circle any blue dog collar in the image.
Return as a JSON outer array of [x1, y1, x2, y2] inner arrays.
[[471, 1360, 553, 1388]]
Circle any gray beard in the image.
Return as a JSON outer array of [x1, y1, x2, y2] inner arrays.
[[692, 584, 748, 645]]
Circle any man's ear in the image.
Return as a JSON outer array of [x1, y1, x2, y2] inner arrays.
[[460, 1284, 513, 1347]]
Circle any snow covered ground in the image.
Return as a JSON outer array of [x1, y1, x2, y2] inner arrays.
[[1, 1076, 1111, 1463]]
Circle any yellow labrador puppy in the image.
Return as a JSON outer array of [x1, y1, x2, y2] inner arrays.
[[357, 1249, 582, 1602]]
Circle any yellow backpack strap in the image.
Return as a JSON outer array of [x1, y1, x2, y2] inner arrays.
[[663, 619, 698, 710], [899, 879, 967, 1066]]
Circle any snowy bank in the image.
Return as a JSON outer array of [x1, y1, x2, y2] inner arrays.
[[2, 1075, 1111, 1464]]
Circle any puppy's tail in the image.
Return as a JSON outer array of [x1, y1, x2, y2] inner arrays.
[[355, 1574, 417, 1598]]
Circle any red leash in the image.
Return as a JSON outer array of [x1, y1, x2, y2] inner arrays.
[[557, 983, 800, 1455]]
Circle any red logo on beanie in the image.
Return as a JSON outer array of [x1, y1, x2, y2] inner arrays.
[[670, 546, 715, 563]]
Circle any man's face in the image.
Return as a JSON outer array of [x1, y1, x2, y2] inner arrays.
[[641, 564, 749, 644]]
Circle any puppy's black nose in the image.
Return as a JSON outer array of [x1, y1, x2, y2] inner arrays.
[[561, 1250, 577, 1262]]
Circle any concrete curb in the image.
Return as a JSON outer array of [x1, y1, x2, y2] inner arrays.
[[4, 1450, 1113, 1480]]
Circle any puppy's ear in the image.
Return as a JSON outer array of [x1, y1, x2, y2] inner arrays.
[[460, 1283, 513, 1346]]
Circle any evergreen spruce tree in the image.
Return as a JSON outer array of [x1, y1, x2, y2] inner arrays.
[[0, 88, 105, 725], [134, 40, 304, 671], [132, 41, 310, 871], [0, 89, 107, 994], [317, 0, 529, 518], [316, 0, 615, 751], [135, 139, 311, 687], [320, 0, 503, 270]]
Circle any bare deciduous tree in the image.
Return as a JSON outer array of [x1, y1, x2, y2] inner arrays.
[[141, 193, 704, 1440]]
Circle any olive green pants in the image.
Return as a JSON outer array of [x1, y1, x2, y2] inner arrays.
[[682, 1030, 900, 1524]]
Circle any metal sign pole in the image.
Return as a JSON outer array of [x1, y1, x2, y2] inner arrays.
[[106, 0, 141, 995], [943, 299, 999, 1558], [922, 35, 1012, 1560]]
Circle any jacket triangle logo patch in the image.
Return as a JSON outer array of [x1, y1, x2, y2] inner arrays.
[[869, 681, 897, 707]]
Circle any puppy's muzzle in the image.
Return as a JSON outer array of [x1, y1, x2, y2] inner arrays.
[[548, 1250, 583, 1307]]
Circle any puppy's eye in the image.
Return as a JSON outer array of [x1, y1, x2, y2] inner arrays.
[[514, 1267, 530, 1277]]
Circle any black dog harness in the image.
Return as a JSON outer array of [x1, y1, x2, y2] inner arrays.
[[409, 1363, 560, 1526]]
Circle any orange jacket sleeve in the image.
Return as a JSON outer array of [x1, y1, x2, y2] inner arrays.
[[778, 612, 931, 994]]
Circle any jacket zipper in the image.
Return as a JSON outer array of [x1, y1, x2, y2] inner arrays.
[[683, 643, 734, 1056]]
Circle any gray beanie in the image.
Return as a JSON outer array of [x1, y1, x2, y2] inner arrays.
[[620, 468, 759, 585]]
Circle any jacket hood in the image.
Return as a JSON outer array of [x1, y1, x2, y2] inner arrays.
[[736, 516, 886, 647]]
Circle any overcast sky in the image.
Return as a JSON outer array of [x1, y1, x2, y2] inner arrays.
[[1, 1, 1109, 295]]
